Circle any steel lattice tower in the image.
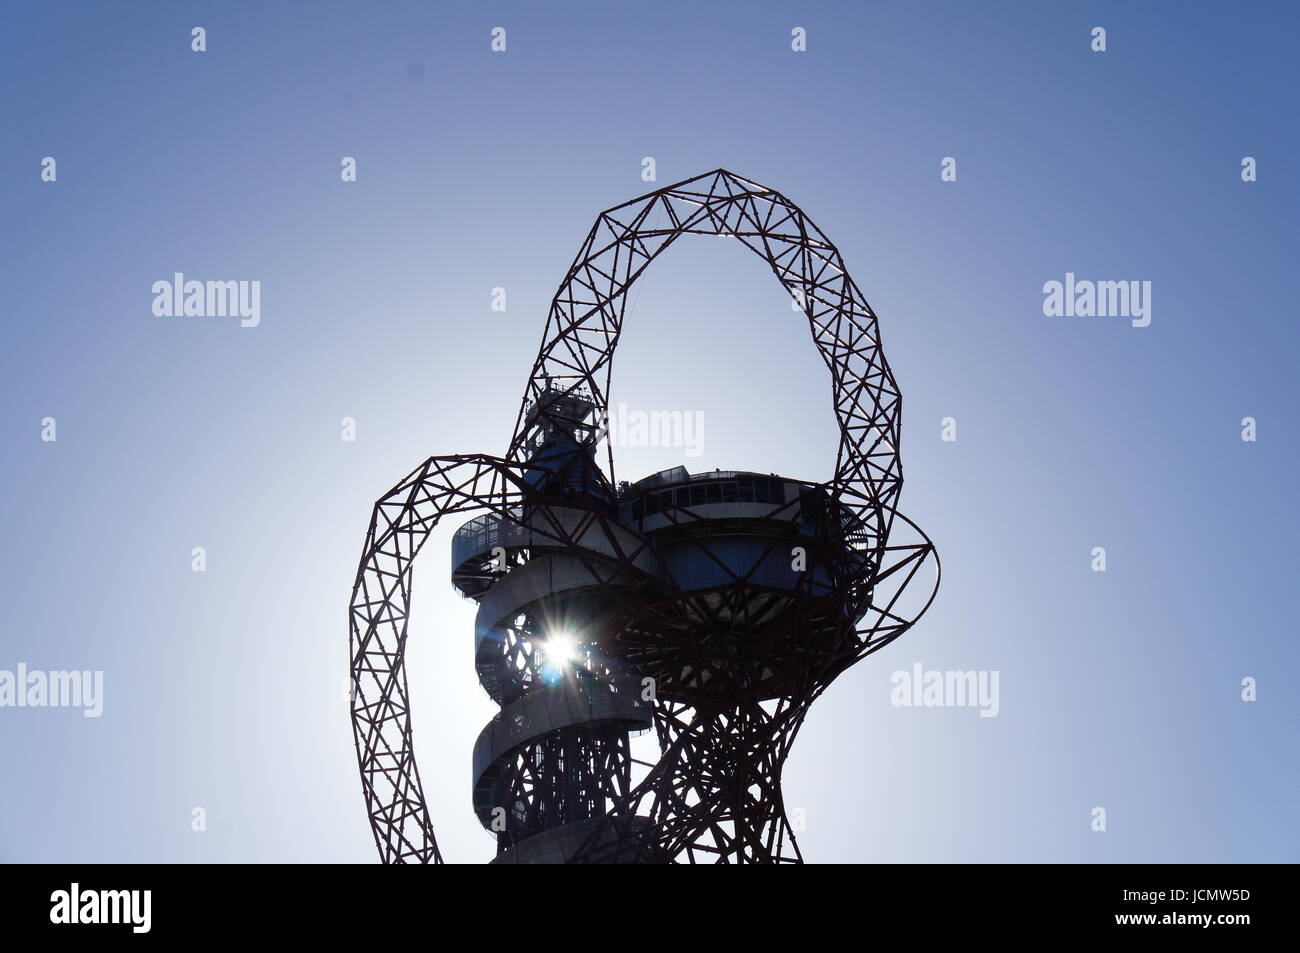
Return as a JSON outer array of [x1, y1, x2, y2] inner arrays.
[[348, 170, 939, 863]]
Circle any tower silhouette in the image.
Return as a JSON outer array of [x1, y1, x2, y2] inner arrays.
[[349, 170, 938, 863]]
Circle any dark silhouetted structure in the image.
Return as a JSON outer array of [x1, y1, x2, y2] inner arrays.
[[349, 170, 938, 863]]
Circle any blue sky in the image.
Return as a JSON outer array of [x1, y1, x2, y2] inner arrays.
[[1, 1, 1296, 862]]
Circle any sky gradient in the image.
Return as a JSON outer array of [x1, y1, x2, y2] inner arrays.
[[2, 0, 1297, 863]]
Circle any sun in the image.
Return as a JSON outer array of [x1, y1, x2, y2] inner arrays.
[[542, 632, 577, 668]]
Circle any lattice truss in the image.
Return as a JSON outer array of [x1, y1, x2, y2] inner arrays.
[[348, 170, 939, 864]]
